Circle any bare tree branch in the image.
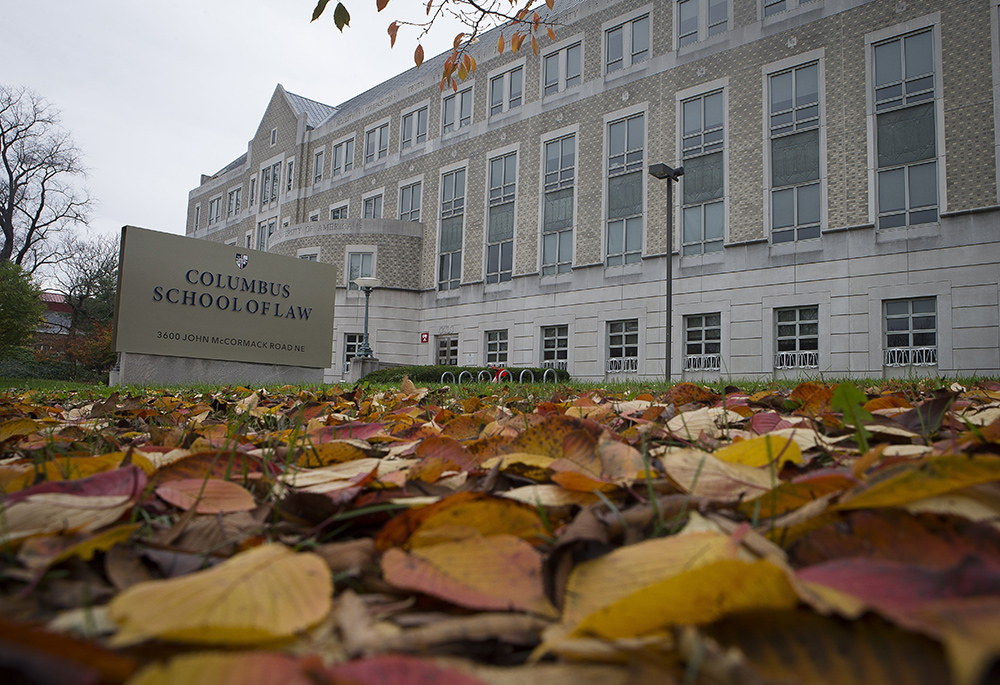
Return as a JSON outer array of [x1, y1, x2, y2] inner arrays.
[[0, 85, 92, 274]]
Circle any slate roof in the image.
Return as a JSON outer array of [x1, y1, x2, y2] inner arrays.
[[285, 91, 339, 129]]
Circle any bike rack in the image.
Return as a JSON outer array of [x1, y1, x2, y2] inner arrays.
[[542, 368, 558, 383], [440, 371, 456, 384], [518, 369, 535, 383], [458, 370, 473, 384], [477, 370, 492, 382]]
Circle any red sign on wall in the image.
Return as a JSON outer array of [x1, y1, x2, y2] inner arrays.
[[420, 332, 429, 343]]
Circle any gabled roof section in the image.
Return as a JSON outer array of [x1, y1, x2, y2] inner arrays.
[[284, 90, 338, 129], [214, 153, 248, 177]]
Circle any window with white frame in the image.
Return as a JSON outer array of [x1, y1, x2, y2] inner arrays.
[[764, 0, 819, 18], [884, 297, 937, 366], [678, 0, 728, 47], [344, 333, 363, 372], [442, 88, 472, 133], [256, 218, 276, 252], [365, 123, 389, 164], [543, 134, 575, 274], [605, 14, 649, 74], [485, 330, 508, 365], [299, 252, 318, 261], [873, 29, 938, 229], [775, 306, 819, 369], [333, 139, 354, 175], [607, 320, 639, 373], [249, 175, 257, 206], [330, 204, 348, 220], [245, 233, 251, 249], [362, 194, 382, 219], [487, 152, 516, 284], [399, 182, 421, 221], [682, 90, 725, 254], [193, 204, 200, 230], [684, 314, 721, 371], [314, 149, 325, 184], [607, 113, 644, 266], [208, 197, 222, 226], [227, 187, 242, 218], [347, 252, 373, 290], [286, 159, 294, 192], [490, 67, 523, 115], [260, 161, 280, 207], [541, 325, 568, 370], [401, 107, 428, 149], [269, 128, 277, 146], [439, 168, 465, 291], [309, 212, 320, 222], [543, 42, 582, 96], [437, 335, 459, 365], [770, 62, 821, 242]]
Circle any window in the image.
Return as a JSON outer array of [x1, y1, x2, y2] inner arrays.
[[775, 306, 819, 369], [330, 204, 348, 220], [487, 152, 516, 284], [874, 29, 938, 229], [884, 297, 937, 366], [227, 188, 242, 218], [764, 0, 819, 18], [439, 168, 466, 291], [401, 107, 428, 149], [347, 252, 373, 290], [682, 91, 725, 254], [606, 113, 644, 266], [486, 330, 508, 365], [543, 43, 582, 95], [270, 128, 277, 146], [607, 320, 639, 373], [256, 218, 276, 252], [344, 333, 363, 372], [365, 123, 389, 164], [362, 194, 383, 219], [442, 88, 472, 133], [770, 63, 821, 242], [299, 253, 318, 261], [314, 150, 324, 184], [333, 139, 354, 175], [684, 314, 721, 371], [208, 197, 222, 226], [286, 159, 294, 192], [399, 182, 421, 221], [606, 14, 649, 74], [193, 204, 200, 229], [249, 176, 257, 206], [245, 233, 251, 249], [678, 0, 728, 46], [309, 212, 320, 222], [260, 162, 281, 207], [543, 134, 575, 274], [542, 325, 568, 370], [437, 336, 459, 365], [490, 67, 523, 115]]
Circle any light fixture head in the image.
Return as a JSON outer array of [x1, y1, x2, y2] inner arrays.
[[353, 277, 382, 290], [648, 163, 684, 181]]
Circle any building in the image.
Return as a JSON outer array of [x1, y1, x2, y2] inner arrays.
[[186, 0, 1000, 382]]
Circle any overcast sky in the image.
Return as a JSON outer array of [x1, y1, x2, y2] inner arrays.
[[8, 0, 463, 240]]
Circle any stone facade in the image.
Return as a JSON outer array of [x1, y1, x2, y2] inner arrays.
[[186, 0, 1000, 382]]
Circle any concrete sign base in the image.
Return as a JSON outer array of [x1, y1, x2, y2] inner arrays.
[[113, 352, 324, 387]]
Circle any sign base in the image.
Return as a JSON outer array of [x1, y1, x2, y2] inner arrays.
[[112, 352, 324, 387]]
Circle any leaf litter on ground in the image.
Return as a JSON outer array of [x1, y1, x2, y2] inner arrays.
[[2, 379, 1000, 683]]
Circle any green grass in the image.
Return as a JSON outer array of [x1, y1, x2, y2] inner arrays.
[[0, 377, 106, 392]]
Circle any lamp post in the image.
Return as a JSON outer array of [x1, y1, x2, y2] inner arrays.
[[648, 163, 684, 383], [353, 277, 382, 358]]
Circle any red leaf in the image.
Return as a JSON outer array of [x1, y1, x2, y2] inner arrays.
[[4, 464, 147, 506], [376, 0, 389, 11], [387, 22, 399, 47], [327, 655, 487, 685], [414, 44, 424, 67]]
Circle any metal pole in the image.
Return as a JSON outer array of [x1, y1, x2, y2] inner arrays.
[[665, 179, 673, 384], [360, 286, 373, 357]]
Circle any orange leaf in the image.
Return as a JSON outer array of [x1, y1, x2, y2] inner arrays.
[[381, 535, 556, 616], [156, 478, 256, 514], [548, 27, 556, 41], [387, 22, 399, 47], [458, 63, 467, 81], [497, 34, 505, 53], [453, 33, 464, 50], [376, 0, 389, 10], [545, 0, 554, 9], [129, 651, 323, 685], [531, 35, 538, 55], [414, 44, 424, 67], [790, 382, 834, 415], [864, 395, 914, 412]]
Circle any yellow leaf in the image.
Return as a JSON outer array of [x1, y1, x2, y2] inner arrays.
[[714, 434, 803, 468], [480, 452, 555, 481], [500, 484, 600, 508], [0, 417, 40, 442], [497, 34, 504, 53], [572, 559, 798, 639], [0, 493, 136, 545], [109, 544, 331, 646], [17, 523, 140, 571], [128, 651, 317, 685], [836, 455, 1000, 511], [657, 447, 775, 501], [40, 452, 127, 482], [297, 439, 379, 467]]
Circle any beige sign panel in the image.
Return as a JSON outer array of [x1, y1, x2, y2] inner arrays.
[[113, 226, 336, 368]]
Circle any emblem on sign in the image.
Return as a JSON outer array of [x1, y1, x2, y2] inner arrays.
[[235, 253, 249, 269]]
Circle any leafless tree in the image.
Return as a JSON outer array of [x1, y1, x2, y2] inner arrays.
[[0, 85, 92, 274]]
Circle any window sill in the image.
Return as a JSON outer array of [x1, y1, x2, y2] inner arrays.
[[399, 143, 427, 157], [679, 250, 725, 268], [875, 222, 941, 243], [603, 62, 649, 84], [541, 88, 583, 107], [604, 261, 644, 276], [768, 237, 823, 257], [488, 107, 524, 124]]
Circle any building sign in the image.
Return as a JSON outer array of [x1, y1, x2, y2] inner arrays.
[[113, 226, 336, 368], [420, 332, 429, 343]]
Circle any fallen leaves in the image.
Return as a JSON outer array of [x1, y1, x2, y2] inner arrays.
[[3, 378, 1000, 682]]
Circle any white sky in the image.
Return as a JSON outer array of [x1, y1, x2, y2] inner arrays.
[[8, 0, 464, 239]]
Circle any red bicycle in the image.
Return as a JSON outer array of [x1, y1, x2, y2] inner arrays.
[[487, 364, 510, 383]]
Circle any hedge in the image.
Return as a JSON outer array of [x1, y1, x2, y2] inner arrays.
[[360, 364, 570, 385], [0, 347, 102, 384]]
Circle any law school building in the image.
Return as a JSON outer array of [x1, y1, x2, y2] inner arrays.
[[186, 0, 1000, 382]]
